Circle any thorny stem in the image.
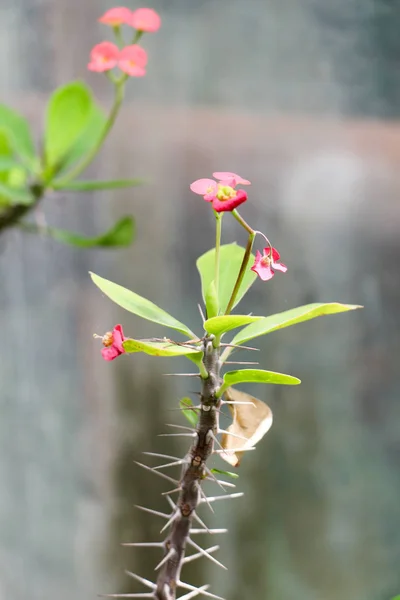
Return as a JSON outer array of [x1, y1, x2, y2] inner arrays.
[[154, 337, 222, 600]]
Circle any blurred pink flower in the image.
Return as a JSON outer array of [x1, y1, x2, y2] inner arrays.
[[101, 324, 126, 361], [99, 7, 134, 26], [88, 41, 119, 72], [130, 8, 161, 32], [190, 173, 250, 212], [251, 247, 287, 281], [118, 44, 148, 76]]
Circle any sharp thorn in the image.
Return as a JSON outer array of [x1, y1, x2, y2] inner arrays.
[[178, 581, 225, 600], [199, 487, 214, 513], [125, 571, 157, 591], [186, 539, 227, 570], [121, 542, 164, 547], [166, 423, 196, 432], [223, 361, 259, 365], [208, 431, 223, 451], [153, 459, 187, 470], [203, 466, 226, 490], [192, 512, 211, 532], [99, 595, 154, 598], [218, 429, 249, 442], [161, 487, 182, 496], [190, 528, 228, 535], [160, 510, 178, 533], [220, 343, 259, 351], [155, 548, 176, 570], [163, 373, 200, 377], [221, 400, 256, 407], [183, 545, 219, 564], [213, 447, 255, 455], [134, 505, 170, 520], [158, 433, 197, 438], [200, 492, 244, 504], [198, 303, 206, 325], [165, 495, 177, 510], [135, 462, 179, 485], [143, 452, 181, 461], [211, 479, 236, 489], [178, 584, 210, 600]]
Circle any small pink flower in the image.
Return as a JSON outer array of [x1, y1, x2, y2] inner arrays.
[[118, 44, 148, 76], [99, 7, 134, 26], [190, 173, 250, 213], [251, 247, 287, 281], [101, 324, 126, 361], [88, 41, 119, 72], [130, 8, 161, 32]]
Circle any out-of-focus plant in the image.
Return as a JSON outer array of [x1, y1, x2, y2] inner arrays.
[[92, 171, 363, 600], [0, 6, 161, 247]]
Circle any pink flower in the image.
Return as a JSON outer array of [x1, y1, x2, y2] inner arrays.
[[251, 247, 287, 281], [101, 324, 126, 361], [118, 44, 148, 76], [99, 7, 134, 26], [190, 172, 251, 213], [130, 8, 161, 32], [88, 41, 119, 72]]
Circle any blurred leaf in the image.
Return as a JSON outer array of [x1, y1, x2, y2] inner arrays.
[[205, 314, 262, 336], [56, 103, 106, 174], [52, 178, 144, 192], [0, 156, 21, 171], [197, 243, 257, 314], [90, 272, 196, 338], [204, 279, 219, 319], [229, 303, 363, 348], [0, 104, 36, 164], [23, 216, 134, 247], [217, 368, 301, 397], [180, 397, 199, 427], [0, 182, 33, 206], [210, 468, 239, 479], [123, 339, 201, 357], [45, 81, 93, 168]]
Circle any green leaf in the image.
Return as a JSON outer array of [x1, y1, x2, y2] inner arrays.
[[205, 279, 219, 319], [180, 397, 199, 427], [0, 105, 36, 164], [205, 315, 263, 336], [45, 81, 93, 168], [123, 339, 201, 357], [23, 216, 134, 247], [197, 243, 257, 314], [90, 272, 196, 338], [210, 468, 239, 480], [56, 103, 106, 174], [0, 156, 21, 171], [0, 181, 33, 206], [52, 178, 144, 192], [229, 303, 363, 348], [217, 368, 301, 397]]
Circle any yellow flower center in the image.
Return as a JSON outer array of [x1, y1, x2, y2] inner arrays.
[[102, 331, 114, 347], [216, 184, 236, 201], [261, 253, 272, 267]]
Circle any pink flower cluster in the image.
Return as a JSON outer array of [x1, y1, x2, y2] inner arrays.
[[88, 7, 160, 76], [190, 171, 251, 212], [100, 324, 126, 361]]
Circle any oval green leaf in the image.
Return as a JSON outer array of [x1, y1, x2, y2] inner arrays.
[[205, 279, 219, 319], [205, 314, 263, 336], [217, 368, 301, 397], [0, 104, 36, 164], [123, 339, 200, 357], [228, 303, 363, 349], [45, 81, 93, 168], [52, 178, 144, 192], [180, 397, 199, 427], [0, 181, 33, 206], [90, 272, 196, 339], [197, 243, 257, 314]]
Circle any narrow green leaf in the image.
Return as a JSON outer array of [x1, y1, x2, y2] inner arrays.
[[0, 156, 21, 171], [90, 272, 196, 338], [45, 81, 93, 167], [210, 468, 239, 480], [52, 178, 144, 192], [123, 339, 200, 357], [217, 368, 301, 397], [0, 104, 36, 163], [230, 303, 363, 348], [197, 243, 257, 314], [56, 103, 106, 174], [23, 216, 134, 247], [0, 181, 33, 206], [180, 397, 199, 427], [205, 315, 263, 336], [205, 279, 219, 319]]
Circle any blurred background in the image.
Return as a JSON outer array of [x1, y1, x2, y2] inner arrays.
[[1, 0, 400, 599]]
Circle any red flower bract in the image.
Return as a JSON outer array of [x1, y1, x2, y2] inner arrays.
[[118, 44, 148, 77], [251, 247, 287, 281], [130, 8, 161, 32], [88, 41, 119, 72], [101, 324, 126, 361], [190, 172, 251, 213], [99, 7, 134, 26]]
